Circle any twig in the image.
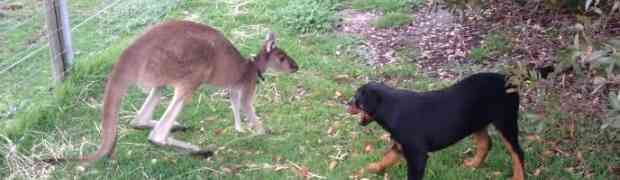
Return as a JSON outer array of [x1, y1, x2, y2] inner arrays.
[[287, 160, 326, 179]]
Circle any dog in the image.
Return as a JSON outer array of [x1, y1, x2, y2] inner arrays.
[[347, 73, 524, 180]]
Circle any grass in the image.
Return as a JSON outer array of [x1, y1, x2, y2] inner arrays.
[[1, 0, 619, 179], [351, 0, 422, 13], [468, 32, 512, 62], [271, 0, 341, 33], [372, 12, 412, 29]]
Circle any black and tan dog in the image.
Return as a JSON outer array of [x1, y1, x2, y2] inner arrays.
[[347, 73, 524, 180]]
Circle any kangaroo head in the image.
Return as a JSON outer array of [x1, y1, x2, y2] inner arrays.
[[258, 32, 298, 73]]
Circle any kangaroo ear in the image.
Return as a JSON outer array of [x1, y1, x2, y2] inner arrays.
[[264, 32, 277, 53]]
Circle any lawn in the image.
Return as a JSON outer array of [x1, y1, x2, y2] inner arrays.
[[1, 0, 617, 179]]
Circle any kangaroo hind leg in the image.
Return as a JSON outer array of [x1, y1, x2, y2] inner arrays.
[[147, 87, 212, 157], [131, 87, 188, 132]]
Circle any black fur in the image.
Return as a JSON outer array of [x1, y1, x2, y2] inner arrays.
[[350, 73, 523, 180]]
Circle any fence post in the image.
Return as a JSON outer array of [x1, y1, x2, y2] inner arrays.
[[45, 0, 74, 83]]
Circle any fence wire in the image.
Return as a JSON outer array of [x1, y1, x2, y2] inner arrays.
[[0, 0, 181, 125]]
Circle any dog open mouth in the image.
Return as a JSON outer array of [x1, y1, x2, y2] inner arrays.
[[347, 102, 372, 126]]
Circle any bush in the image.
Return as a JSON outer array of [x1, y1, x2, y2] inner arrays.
[[273, 0, 341, 33]]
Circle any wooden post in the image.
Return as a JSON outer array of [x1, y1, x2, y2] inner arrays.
[[58, 0, 74, 67], [45, 0, 73, 83]]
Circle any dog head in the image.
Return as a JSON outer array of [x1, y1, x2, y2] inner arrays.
[[347, 82, 385, 126]]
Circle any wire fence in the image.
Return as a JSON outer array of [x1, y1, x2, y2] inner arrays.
[[0, 0, 181, 124]]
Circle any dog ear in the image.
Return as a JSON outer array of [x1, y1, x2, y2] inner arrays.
[[361, 85, 382, 114]]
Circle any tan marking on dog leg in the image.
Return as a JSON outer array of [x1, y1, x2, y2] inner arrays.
[[500, 135, 526, 180], [367, 143, 402, 173], [464, 128, 491, 168]]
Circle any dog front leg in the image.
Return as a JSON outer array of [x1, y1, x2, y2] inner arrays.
[[403, 147, 428, 180]]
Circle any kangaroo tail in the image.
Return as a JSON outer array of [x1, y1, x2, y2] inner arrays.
[[43, 69, 130, 164]]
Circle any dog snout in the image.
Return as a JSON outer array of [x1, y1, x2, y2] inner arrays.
[[347, 103, 361, 114]]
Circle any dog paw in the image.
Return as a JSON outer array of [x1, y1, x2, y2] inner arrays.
[[463, 158, 481, 168], [366, 163, 385, 173]]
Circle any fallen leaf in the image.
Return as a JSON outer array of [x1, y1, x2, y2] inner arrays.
[[334, 74, 350, 80], [274, 164, 288, 171], [364, 142, 374, 154], [576, 151, 584, 163], [328, 160, 338, 170], [526, 134, 541, 142], [272, 155, 283, 163], [327, 126, 336, 136], [533, 167, 543, 176], [214, 128, 224, 136], [350, 168, 365, 179], [379, 133, 391, 142], [383, 173, 390, 180], [542, 149, 555, 157], [564, 167, 575, 173]]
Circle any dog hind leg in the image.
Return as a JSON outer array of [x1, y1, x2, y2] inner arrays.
[[492, 113, 525, 180], [464, 127, 492, 168], [366, 143, 402, 173]]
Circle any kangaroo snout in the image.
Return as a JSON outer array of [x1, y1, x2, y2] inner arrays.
[[290, 62, 299, 73]]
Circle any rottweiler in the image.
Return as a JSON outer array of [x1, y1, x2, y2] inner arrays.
[[347, 73, 524, 180]]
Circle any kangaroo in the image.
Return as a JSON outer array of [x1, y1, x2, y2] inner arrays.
[[45, 20, 298, 163]]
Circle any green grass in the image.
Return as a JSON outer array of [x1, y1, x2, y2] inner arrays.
[[351, 0, 423, 13], [1, 0, 618, 179], [271, 0, 341, 33], [372, 12, 412, 29], [468, 32, 512, 62]]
